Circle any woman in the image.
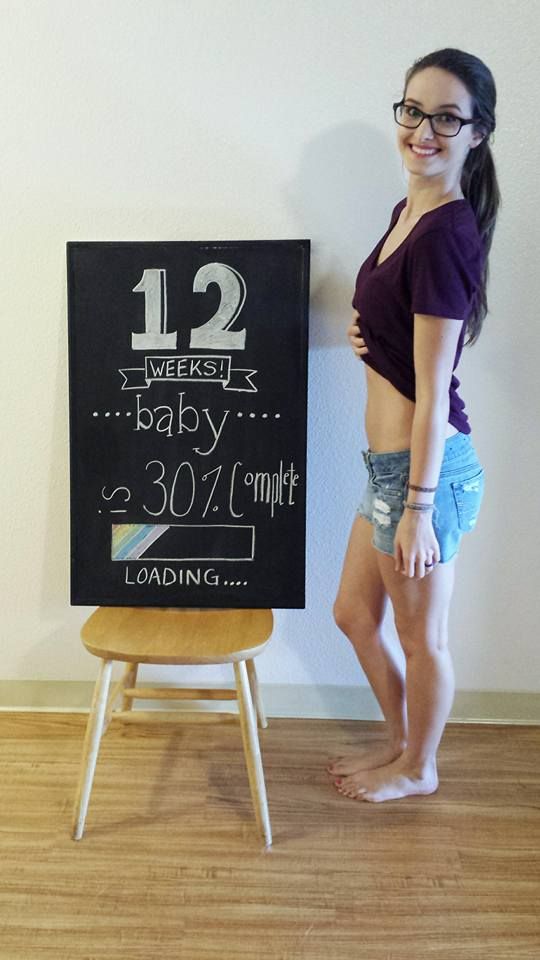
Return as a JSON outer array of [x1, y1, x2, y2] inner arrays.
[[328, 48, 500, 802]]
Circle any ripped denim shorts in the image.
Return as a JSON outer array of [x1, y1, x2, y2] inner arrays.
[[357, 431, 485, 563]]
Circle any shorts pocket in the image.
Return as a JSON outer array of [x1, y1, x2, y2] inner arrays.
[[372, 470, 408, 498], [451, 468, 485, 532]]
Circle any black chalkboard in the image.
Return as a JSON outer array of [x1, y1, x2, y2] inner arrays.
[[67, 240, 309, 608]]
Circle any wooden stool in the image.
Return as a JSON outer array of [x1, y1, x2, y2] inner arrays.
[[72, 607, 273, 846]]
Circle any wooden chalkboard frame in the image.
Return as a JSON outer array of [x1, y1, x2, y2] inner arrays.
[[67, 239, 310, 609]]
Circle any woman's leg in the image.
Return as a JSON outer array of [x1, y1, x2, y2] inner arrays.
[[336, 549, 457, 801], [329, 514, 408, 775]]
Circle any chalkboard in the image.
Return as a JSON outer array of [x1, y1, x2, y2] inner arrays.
[[67, 240, 310, 608]]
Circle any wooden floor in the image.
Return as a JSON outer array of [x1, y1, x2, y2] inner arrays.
[[1, 712, 539, 959]]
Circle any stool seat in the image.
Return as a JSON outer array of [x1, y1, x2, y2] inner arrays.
[[73, 606, 274, 846], [81, 607, 273, 664]]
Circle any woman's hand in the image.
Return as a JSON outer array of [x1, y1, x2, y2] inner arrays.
[[347, 310, 369, 357], [394, 510, 441, 579]]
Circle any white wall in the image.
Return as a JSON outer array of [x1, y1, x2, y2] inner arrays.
[[1, 0, 539, 711]]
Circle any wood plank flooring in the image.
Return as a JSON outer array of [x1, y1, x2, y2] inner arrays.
[[0, 712, 539, 959]]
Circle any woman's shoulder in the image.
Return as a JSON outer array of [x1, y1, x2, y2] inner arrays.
[[404, 202, 483, 277], [414, 198, 481, 247], [389, 196, 480, 244], [406, 200, 484, 285]]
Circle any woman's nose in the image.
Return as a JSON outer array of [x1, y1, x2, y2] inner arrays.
[[417, 116, 437, 139]]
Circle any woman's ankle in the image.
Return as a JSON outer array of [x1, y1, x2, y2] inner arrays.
[[388, 733, 408, 752]]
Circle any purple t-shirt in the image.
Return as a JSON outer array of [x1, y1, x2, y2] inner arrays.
[[351, 197, 485, 435]]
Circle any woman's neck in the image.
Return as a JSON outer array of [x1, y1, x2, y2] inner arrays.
[[403, 187, 465, 220]]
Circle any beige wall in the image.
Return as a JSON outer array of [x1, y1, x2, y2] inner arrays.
[[1, 0, 538, 714]]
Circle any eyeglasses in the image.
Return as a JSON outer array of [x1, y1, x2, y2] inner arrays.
[[393, 100, 478, 137]]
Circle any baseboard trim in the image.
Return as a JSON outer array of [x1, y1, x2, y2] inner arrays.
[[0, 681, 538, 724]]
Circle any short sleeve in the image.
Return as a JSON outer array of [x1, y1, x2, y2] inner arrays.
[[409, 226, 483, 320]]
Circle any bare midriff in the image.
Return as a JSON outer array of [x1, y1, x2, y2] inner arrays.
[[364, 363, 458, 453]]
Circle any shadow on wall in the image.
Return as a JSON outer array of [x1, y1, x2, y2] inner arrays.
[[283, 120, 405, 351]]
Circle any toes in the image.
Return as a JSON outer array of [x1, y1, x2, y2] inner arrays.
[[326, 761, 340, 774], [327, 759, 346, 774], [340, 775, 366, 792], [346, 787, 367, 799], [336, 780, 367, 799]]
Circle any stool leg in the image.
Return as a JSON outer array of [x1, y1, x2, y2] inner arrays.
[[121, 662, 139, 711], [246, 658, 267, 729], [72, 658, 113, 841], [234, 659, 272, 847], [102, 661, 139, 734]]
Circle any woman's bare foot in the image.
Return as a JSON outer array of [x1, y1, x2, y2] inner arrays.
[[327, 740, 406, 777], [334, 755, 439, 803]]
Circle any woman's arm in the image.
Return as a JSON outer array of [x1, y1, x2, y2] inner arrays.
[[394, 313, 463, 577]]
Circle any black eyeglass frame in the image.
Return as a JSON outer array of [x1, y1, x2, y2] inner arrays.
[[392, 100, 479, 137]]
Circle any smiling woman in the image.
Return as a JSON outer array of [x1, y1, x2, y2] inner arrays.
[[329, 48, 501, 804]]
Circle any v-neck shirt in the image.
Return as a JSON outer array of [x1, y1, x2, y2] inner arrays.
[[351, 196, 485, 435]]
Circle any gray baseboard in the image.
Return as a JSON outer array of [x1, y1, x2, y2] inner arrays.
[[0, 681, 538, 724]]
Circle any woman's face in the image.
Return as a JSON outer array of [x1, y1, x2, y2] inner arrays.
[[397, 66, 485, 189]]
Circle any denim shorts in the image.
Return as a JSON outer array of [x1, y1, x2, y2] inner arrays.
[[357, 431, 485, 563]]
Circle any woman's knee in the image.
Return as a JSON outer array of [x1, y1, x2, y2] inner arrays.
[[333, 598, 351, 635], [396, 619, 449, 657], [333, 596, 383, 642]]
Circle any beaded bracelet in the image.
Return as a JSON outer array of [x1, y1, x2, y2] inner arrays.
[[407, 483, 437, 492]]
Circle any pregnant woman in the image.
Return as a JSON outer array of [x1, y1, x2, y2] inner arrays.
[[328, 48, 500, 802]]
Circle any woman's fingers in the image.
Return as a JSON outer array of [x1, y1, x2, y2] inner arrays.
[[348, 308, 368, 357], [347, 321, 369, 356]]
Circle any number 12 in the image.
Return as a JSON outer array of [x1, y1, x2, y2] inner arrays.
[[131, 262, 247, 352]]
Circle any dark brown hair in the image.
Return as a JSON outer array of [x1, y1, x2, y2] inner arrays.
[[403, 48, 500, 345]]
